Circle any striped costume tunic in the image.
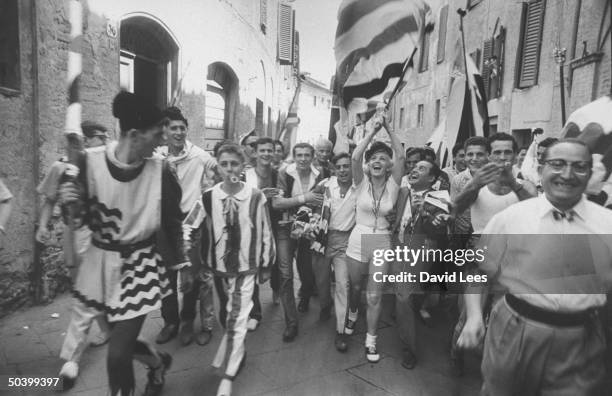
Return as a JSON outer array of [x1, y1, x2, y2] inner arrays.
[[73, 142, 186, 322], [200, 183, 275, 276]]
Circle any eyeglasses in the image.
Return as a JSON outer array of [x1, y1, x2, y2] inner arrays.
[[543, 159, 592, 175]]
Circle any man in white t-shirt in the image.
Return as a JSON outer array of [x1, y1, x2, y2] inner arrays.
[[451, 133, 537, 374], [453, 133, 537, 234]]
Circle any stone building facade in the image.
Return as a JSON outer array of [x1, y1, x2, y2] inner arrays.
[[0, 0, 300, 312], [296, 75, 332, 144], [389, 0, 612, 148]]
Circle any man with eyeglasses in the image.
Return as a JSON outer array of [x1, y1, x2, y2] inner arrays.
[[457, 139, 612, 395]]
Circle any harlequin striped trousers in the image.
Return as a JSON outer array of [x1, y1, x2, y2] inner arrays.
[[212, 273, 255, 379]]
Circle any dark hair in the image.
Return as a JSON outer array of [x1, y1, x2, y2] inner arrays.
[[405, 147, 425, 159], [463, 136, 488, 152], [81, 121, 107, 138], [163, 106, 188, 127], [519, 145, 529, 152], [274, 140, 285, 152], [541, 138, 591, 162], [216, 143, 246, 162], [538, 137, 558, 149], [330, 152, 351, 165], [365, 141, 393, 162], [422, 146, 436, 161], [452, 143, 464, 157], [423, 159, 442, 180], [292, 142, 315, 157], [254, 137, 275, 150], [213, 139, 234, 157], [112, 91, 165, 135], [487, 133, 518, 154]]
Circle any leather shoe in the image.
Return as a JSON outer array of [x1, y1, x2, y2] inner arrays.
[[297, 298, 309, 313], [195, 330, 212, 346], [282, 326, 298, 342], [401, 349, 417, 369], [143, 351, 172, 396], [179, 321, 194, 346], [334, 333, 348, 352], [155, 324, 178, 344]]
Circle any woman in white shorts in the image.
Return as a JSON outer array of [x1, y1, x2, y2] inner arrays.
[[345, 115, 404, 363]]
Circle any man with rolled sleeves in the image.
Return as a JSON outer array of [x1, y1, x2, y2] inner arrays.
[[458, 139, 612, 395]]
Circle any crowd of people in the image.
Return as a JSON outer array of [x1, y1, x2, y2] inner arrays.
[[4, 90, 608, 396]]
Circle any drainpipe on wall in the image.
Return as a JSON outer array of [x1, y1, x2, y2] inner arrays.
[[30, 0, 43, 303], [567, 0, 582, 95]]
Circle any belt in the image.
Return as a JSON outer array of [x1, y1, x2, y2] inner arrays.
[[92, 235, 155, 254], [505, 294, 597, 327]]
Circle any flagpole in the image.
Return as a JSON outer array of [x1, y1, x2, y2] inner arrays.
[[62, 0, 84, 287], [457, 8, 470, 92], [457, 7, 475, 138], [384, 48, 417, 111]]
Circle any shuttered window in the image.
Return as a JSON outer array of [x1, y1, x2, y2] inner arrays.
[[490, 27, 505, 98], [516, 0, 545, 88], [293, 29, 300, 75], [278, 3, 294, 65], [418, 31, 430, 72], [483, 27, 506, 99], [437, 5, 448, 63], [482, 39, 493, 97]]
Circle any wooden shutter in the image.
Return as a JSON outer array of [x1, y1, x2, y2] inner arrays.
[[278, 3, 294, 65], [437, 5, 448, 63], [419, 31, 430, 72], [292, 30, 300, 76], [490, 27, 505, 99], [517, 0, 545, 88], [482, 39, 493, 98]]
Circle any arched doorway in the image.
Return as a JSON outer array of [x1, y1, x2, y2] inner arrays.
[[120, 14, 179, 109], [206, 62, 238, 150]]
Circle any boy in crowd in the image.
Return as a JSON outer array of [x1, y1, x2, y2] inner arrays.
[[156, 107, 217, 347], [199, 143, 274, 396], [311, 153, 356, 352], [240, 137, 282, 329], [272, 143, 325, 342]]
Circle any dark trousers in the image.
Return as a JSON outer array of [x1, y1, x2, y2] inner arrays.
[[270, 260, 280, 294], [277, 234, 315, 328], [295, 238, 315, 300], [160, 270, 200, 325], [107, 315, 154, 396]]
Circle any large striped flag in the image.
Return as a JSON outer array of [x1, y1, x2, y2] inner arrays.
[[334, 0, 431, 114], [444, 37, 489, 157]]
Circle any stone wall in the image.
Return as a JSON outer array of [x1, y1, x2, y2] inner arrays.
[[1, 0, 298, 314], [389, 0, 611, 146]]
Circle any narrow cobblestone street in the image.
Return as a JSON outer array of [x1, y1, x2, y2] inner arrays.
[[1, 282, 482, 396]]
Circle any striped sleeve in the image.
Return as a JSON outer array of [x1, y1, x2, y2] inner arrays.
[[258, 192, 275, 269]]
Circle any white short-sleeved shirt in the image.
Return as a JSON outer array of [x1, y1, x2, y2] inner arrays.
[[346, 177, 400, 262]]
